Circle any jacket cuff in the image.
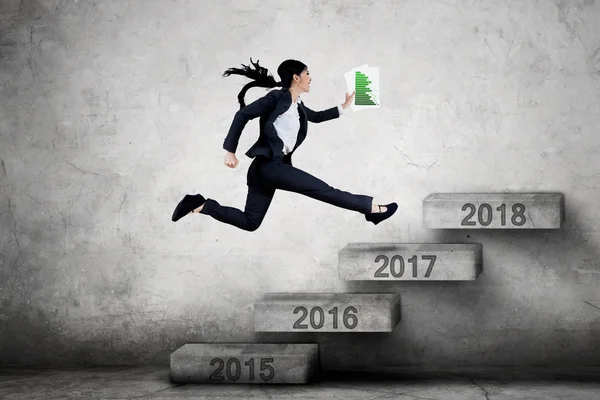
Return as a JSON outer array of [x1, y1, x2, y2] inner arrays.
[[223, 143, 236, 153]]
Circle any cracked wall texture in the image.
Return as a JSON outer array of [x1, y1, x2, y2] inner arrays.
[[1, 0, 600, 368]]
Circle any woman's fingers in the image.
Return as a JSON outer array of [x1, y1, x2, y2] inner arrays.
[[224, 153, 239, 168]]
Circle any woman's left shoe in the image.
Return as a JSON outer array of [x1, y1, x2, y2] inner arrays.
[[172, 194, 206, 222], [365, 202, 398, 225]]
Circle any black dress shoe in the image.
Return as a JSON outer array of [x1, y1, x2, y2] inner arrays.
[[172, 194, 206, 222], [365, 202, 398, 225]]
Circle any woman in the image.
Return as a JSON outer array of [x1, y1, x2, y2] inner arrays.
[[172, 58, 397, 230]]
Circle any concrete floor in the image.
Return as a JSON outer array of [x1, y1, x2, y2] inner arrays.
[[1, 367, 600, 399]]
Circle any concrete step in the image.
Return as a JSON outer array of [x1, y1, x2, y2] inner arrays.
[[339, 243, 482, 281], [423, 193, 564, 229], [170, 343, 318, 384], [254, 293, 401, 332]]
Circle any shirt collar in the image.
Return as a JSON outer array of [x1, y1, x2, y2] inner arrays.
[[282, 88, 302, 104]]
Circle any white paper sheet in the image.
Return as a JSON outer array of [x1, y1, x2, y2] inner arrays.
[[344, 64, 379, 111]]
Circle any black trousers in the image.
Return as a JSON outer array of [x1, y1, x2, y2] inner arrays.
[[200, 155, 373, 231]]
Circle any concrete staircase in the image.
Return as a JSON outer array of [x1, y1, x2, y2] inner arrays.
[[170, 192, 565, 384]]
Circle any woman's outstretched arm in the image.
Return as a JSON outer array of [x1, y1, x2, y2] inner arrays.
[[303, 91, 355, 123], [303, 104, 341, 123]]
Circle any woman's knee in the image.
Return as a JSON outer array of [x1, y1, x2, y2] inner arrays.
[[244, 215, 263, 231]]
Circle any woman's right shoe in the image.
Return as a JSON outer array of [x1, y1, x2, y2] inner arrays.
[[172, 194, 206, 222], [365, 202, 398, 225]]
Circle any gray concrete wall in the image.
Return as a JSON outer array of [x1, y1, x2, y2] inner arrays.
[[1, 0, 600, 368]]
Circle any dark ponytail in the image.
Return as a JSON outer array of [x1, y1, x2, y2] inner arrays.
[[222, 57, 307, 109]]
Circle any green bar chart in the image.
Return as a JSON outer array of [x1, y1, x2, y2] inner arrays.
[[345, 64, 380, 110], [355, 71, 378, 106]]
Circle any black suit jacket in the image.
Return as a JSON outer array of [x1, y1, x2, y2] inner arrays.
[[223, 87, 340, 162]]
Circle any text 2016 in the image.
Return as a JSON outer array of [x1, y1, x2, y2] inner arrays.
[[293, 306, 358, 329]]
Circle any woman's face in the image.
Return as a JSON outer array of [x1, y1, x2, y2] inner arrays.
[[294, 68, 311, 93]]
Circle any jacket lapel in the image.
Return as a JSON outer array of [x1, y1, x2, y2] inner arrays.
[[292, 101, 308, 153], [271, 89, 292, 119], [265, 89, 309, 157], [264, 89, 293, 157]]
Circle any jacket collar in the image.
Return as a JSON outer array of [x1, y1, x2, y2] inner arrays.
[[270, 88, 293, 119]]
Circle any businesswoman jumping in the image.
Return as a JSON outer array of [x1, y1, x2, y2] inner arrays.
[[172, 58, 397, 230]]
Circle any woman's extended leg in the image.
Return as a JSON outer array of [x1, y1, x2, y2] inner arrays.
[[262, 161, 374, 214]]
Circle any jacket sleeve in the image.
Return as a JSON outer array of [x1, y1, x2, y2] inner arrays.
[[303, 104, 341, 123], [223, 92, 277, 153]]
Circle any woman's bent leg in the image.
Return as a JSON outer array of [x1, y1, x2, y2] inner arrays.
[[200, 184, 275, 231]]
